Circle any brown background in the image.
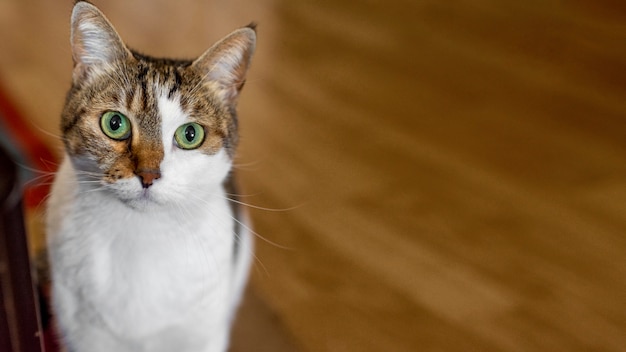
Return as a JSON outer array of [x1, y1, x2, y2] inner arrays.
[[1, 0, 626, 351]]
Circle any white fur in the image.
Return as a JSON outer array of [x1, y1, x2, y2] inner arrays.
[[46, 94, 252, 352]]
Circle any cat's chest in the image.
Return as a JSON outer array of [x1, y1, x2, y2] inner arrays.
[[76, 196, 232, 284], [89, 234, 230, 337], [61, 192, 234, 335]]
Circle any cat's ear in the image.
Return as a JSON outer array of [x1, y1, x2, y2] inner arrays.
[[70, 2, 132, 82], [192, 25, 256, 106]]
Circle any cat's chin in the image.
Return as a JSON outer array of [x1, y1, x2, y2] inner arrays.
[[118, 190, 163, 211], [105, 181, 166, 211]]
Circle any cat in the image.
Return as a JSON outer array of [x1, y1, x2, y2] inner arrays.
[[45, 2, 255, 351]]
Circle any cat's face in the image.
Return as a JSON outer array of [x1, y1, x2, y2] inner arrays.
[[62, 2, 255, 209]]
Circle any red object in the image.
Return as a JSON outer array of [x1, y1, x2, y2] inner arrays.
[[0, 79, 57, 208], [0, 78, 60, 351]]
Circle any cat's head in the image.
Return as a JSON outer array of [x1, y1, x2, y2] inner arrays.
[[61, 2, 255, 209]]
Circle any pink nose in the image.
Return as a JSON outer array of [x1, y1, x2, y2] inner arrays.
[[135, 169, 161, 188]]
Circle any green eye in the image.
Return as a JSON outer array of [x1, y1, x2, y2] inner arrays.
[[174, 123, 205, 150], [100, 111, 131, 140]]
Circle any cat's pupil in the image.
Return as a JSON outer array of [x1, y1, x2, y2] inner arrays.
[[109, 114, 122, 131], [184, 125, 196, 142]]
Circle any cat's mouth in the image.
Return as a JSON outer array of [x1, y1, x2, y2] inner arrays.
[[108, 179, 164, 210], [123, 191, 161, 210], [133, 187, 162, 207], [139, 188, 152, 200]]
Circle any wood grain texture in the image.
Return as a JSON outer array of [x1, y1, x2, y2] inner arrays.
[[1, 0, 625, 351]]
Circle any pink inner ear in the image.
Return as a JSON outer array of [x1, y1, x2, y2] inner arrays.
[[70, 2, 132, 81], [192, 27, 256, 105], [211, 53, 248, 102]]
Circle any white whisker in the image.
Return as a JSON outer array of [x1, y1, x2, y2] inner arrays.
[[186, 192, 293, 251], [224, 197, 305, 212]]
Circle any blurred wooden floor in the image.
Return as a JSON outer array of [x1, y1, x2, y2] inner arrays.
[[2, 0, 626, 351]]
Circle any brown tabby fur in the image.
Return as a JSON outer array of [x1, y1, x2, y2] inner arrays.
[[62, 55, 237, 183], [61, 8, 254, 186]]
